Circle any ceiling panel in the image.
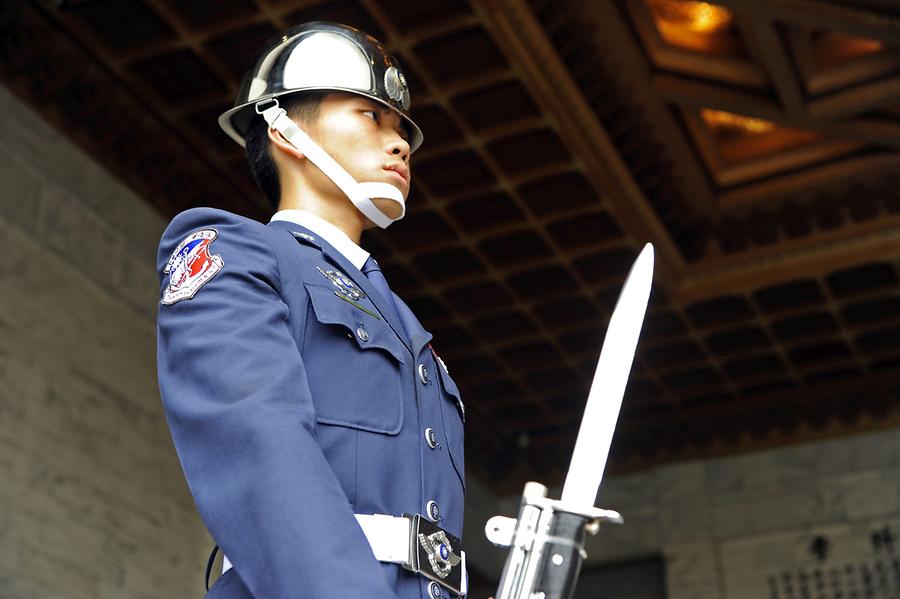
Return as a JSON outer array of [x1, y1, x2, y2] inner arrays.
[[5, 0, 900, 492]]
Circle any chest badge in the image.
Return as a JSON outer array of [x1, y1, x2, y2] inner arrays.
[[317, 266, 366, 302]]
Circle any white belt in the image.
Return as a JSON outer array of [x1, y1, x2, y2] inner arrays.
[[355, 513, 415, 563], [223, 515, 412, 572], [221, 514, 466, 594]]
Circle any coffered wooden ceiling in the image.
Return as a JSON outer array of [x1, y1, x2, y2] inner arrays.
[[4, 0, 900, 492]]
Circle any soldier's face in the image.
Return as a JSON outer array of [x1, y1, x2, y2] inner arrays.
[[306, 93, 412, 220]]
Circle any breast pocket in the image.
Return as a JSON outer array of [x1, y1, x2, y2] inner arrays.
[[303, 283, 407, 434], [436, 364, 465, 491]]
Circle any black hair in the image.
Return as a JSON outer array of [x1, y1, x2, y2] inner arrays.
[[244, 92, 327, 210]]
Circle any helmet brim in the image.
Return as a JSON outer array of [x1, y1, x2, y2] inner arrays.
[[218, 87, 424, 153]]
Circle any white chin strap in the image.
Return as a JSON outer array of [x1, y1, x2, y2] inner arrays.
[[256, 100, 405, 229]]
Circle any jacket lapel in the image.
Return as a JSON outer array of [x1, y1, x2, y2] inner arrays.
[[394, 296, 433, 359]]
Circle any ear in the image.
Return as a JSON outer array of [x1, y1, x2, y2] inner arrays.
[[267, 127, 306, 161]]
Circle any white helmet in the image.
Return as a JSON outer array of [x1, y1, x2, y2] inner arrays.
[[218, 22, 422, 227]]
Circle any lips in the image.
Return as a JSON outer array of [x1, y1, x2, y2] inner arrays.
[[384, 164, 410, 185]]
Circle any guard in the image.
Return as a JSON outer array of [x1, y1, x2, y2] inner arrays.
[[156, 22, 466, 598]]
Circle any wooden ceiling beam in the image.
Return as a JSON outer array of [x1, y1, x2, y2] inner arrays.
[[682, 108, 826, 190], [712, 139, 864, 189], [578, 0, 720, 241], [676, 212, 900, 304], [656, 73, 900, 150], [718, 153, 900, 208], [836, 119, 900, 148], [805, 52, 900, 96], [731, 8, 806, 115], [762, 0, 900, 45], [808, 74, 900, 120], [654, 73, 789, 123], [477, 0, 687, 292], [624, 0, 769, 89]]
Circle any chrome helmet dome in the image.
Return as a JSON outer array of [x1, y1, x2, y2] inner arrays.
[[219, 21, 423, 152]]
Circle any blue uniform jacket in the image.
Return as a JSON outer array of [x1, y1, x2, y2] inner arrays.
[[156, 208, 465, 598]]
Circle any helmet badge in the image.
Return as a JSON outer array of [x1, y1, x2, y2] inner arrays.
[[384, 66, 410, 110]]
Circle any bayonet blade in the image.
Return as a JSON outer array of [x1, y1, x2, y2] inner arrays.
[[560, 243, 654, 510]]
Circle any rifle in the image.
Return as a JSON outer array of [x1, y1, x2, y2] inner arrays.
[[485, 243, 655, 599]]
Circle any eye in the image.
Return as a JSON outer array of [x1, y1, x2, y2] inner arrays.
[[363, 110, 379, 122]]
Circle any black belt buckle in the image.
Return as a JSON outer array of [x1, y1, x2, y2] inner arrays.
[[402, 514, 464, 596]]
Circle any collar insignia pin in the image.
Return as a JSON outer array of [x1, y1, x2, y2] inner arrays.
[[317, 266, 366, 301]]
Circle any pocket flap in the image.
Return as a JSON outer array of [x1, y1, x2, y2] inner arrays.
[[436, 363, 466, 491], [305, 283, 406, 364], [437, 364, 464, 422]]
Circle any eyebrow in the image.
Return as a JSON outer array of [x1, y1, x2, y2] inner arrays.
[[353, 97, 381, 110], [353, 98, 409, 140]]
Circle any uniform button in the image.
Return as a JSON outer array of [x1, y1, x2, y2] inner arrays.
[[356, 327, 369, 342], [417, 363, 429, 384], [428, 581, 442, 598], [426, 500, 440, 522], [424, 427, 438, 449]]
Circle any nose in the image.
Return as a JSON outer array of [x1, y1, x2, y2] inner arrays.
[[386, 135, 410, 163]]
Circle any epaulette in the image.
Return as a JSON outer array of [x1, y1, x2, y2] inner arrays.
[[289, 230, 323, 250]]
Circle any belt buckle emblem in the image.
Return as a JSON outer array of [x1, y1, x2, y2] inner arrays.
[[405, 514, 464, 595], [418, 530, 461, 579]]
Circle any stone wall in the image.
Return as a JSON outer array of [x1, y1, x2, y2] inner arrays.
[[656, 431, 900, 599], [464, 428, 900, 599], [0, 84, 210, 597]]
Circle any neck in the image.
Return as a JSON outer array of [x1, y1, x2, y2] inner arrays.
[[278, 185, 367, 244]]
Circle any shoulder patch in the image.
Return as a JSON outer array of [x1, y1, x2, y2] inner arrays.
[[161, 229, 224, 305]]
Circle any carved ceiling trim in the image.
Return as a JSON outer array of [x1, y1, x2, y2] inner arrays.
[[478, 0, 688, 291], [679, 212, 900, 302], [487, 0, 900, 305]]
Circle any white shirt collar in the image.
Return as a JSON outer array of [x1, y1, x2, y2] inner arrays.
[[270, 209, 370, 271]]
